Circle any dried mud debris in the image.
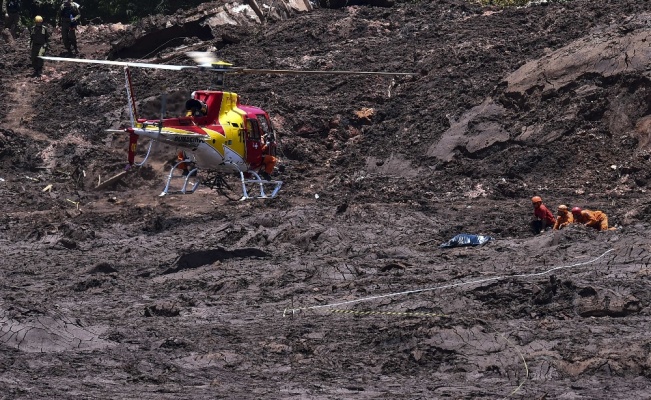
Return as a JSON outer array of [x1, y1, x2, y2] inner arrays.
[[1, 0, 651, 399]]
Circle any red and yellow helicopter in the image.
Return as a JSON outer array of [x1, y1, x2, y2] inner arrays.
[[41, 52, 413, 199]]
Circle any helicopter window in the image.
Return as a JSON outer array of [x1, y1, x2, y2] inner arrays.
[[256, 115, 271, 136], [185, 99, 208, 117], [246, 119, 261, 141]]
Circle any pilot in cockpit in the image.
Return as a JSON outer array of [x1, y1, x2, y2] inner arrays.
[[185, 98, 208, 117]]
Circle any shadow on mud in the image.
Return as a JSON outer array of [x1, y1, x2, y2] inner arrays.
[[163, 247, 269, 274]]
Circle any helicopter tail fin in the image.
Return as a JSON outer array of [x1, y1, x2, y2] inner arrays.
[[124, 67, 139, 125]]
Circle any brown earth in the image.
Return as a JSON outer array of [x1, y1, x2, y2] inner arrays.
[[2, 0, 651, 398]]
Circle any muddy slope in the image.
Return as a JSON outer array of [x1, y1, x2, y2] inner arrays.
[[1, 0, 651, 398]]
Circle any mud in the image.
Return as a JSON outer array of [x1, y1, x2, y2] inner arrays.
[[2, 0, 651, 398]]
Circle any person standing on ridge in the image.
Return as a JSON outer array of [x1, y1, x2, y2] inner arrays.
[[57, 0, 80, 55], [29, 15, 49, 78], [2, 0, 20, 38]]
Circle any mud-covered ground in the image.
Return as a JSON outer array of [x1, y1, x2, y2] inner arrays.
[[2, 0, 651, 398]]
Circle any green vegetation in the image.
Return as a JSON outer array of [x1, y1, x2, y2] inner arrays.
[[23, 0, 207, 24], [19, 0, 571, 26]]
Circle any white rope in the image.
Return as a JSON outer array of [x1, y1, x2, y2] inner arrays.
[[284, 248, 615, 316], [282, 247, 616, 398]]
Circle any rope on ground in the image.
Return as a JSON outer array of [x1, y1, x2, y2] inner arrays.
[[283, 248, 614, 316], [477, 318, 529, 398], [330, 309, 448, 318], [283, 249, 614, 398]]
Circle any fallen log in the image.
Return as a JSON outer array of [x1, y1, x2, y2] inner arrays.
[[95, 171, 127, 190]]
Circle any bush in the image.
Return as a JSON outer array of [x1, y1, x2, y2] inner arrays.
[[23, 0, 208, 25]]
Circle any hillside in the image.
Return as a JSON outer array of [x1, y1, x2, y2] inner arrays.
[[1, 0, 651, 398]]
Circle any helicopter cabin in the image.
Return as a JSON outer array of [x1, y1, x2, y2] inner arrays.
[[190, 90, 275, 169]]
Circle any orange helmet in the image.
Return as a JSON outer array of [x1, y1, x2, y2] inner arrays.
[[531, 196, 542, 204], [571, 207, 582, 215]]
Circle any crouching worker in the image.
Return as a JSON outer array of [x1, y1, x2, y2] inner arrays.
[[531, 196, 556, 234], [553, 204, 574, 230], [571, 207, 613, 231]]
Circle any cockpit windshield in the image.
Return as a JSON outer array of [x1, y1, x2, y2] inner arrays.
[[246, 118, 261, 141], [256, 114, 272, 136]]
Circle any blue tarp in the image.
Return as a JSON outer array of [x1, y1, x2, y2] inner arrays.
[[440, 234, 493, 248]]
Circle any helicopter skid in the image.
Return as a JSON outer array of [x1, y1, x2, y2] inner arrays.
[[159, 163, 282, 200], [159, 160, 200, 196], [238, 171, 283, 200]]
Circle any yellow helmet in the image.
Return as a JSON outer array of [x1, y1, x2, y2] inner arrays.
[[35, 16, 43, 23], [558, 204, 568, 213]]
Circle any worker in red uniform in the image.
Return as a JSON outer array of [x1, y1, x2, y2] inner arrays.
[[531, 196, 555, 234], [571, 207, 612, 231], [553, 204, 574, 230]]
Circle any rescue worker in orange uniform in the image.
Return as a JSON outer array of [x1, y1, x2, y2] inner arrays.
[[553, 204, 574, 230], [176, 150, 194, 176], [259, 141, 277, 181], [571, 207, 611, 231], [531, 196, 555, 234]]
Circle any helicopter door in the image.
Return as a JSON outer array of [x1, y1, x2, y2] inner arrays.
[[245, 118, 263, 166], [256, 114, 276, 156]]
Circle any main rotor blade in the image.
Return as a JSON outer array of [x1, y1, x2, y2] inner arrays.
[[187, 52, 414, 75], [187, 51, 223, 66], [236, 68, 414, 76], [40, 56, 196, 71], [40, 55, 416, 76]]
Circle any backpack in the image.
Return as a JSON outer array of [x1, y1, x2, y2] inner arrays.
[[6, 0, 20, 12]]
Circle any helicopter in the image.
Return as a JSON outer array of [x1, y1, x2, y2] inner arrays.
[[41, 52, 414, 200]]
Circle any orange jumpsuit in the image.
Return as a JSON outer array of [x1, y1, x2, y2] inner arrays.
[[574, 210, 609, 231], [553, 210, 574, 230], [261, 144, 277, 175], [176, 150, 190, 172]]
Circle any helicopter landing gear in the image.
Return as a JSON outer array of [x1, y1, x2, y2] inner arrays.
[[159, 164, 283, 200], [202, 173, 240, 201], [159, 159, 199, 196], [201, 171, 282, 200], [238, 171, 283, 200]]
